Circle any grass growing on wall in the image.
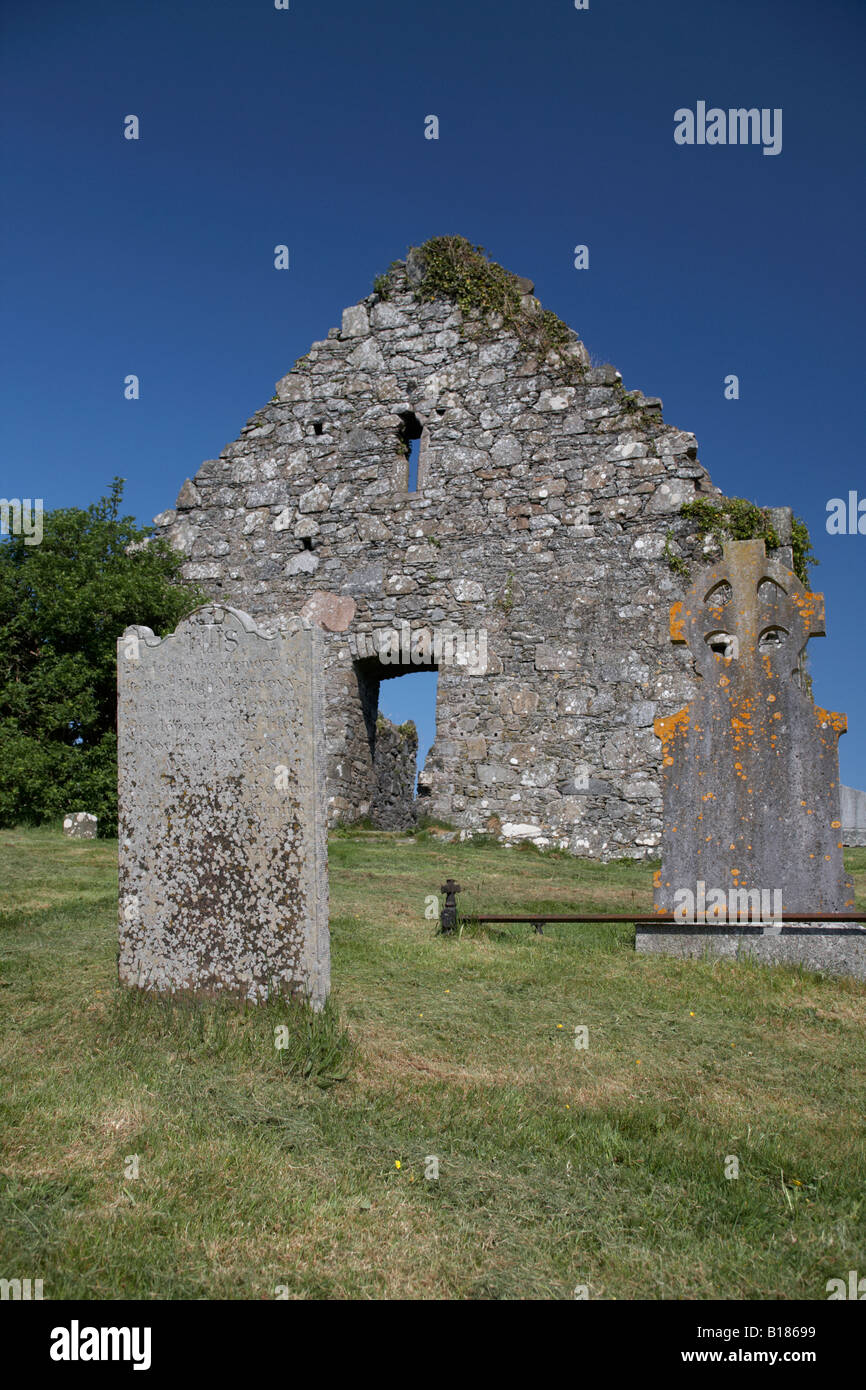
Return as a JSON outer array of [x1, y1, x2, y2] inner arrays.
[[1, 825, 864, 1299], [677, 497, 818, 588], [378, 236, 583, 375]]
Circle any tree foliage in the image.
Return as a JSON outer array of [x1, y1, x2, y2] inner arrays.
[[0, 480, 207, 834]]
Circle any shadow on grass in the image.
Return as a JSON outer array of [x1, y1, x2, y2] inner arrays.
[[104, 987, 355, 1088]]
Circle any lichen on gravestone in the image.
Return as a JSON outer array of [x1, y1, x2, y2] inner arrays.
[[654, 538, 855, 920], [116, 604, 329, 1006]]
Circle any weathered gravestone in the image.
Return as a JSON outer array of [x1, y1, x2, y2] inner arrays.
[[117, 604, 329, 1006], [637, 538, 865, 977], [840, 785, 866, 847], [63, 812, 97, 839]]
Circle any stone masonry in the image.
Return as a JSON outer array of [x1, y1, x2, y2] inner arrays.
[[370, 714, 418, 830], [152, 244, 800, 859]]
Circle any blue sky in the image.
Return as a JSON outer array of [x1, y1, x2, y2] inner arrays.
[[2, 0, 864, 784]]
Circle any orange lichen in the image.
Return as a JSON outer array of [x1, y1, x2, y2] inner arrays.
[[790, 588, 825, 634], [814, 706, 847, 735], [654, 708, 690, 745]]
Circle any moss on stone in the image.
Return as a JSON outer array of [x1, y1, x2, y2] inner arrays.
[[398, 236, 582, 376], [682, 496, 779, 551], [373, 261, 402, 300], [376, 712, 417, 740], [663, 529, 689, 578], [618, 389, 643, 415], [791, 515, 819, 588], [677, 497, 816, 587]]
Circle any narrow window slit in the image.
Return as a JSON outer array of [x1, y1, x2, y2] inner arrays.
[[397, 411, 423, 492]]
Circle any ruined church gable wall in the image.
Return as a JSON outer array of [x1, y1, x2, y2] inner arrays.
[[154, 263, 732, 857]]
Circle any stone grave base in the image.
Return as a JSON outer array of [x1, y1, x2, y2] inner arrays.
[[635, 923, 866, 980]]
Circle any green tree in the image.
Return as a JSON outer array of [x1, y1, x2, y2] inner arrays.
[[0, 479, 207, 834]]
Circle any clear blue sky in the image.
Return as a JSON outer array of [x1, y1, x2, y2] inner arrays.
[[2, 0, 864, 785]]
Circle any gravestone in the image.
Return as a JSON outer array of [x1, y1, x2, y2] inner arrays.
[[840, 785, 866, 847], [117, 604, 329, 1006], [63, 812, 97, 839], [637, 539, 865, 977]]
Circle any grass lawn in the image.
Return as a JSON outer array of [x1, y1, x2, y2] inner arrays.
[[1, 824, 864, 1300]]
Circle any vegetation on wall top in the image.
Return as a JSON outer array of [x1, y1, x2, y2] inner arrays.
[[374, 242, 819, 592], [376, 236, 582, 375], [676, 497, 817, 588]]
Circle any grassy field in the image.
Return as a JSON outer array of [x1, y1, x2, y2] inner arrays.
[[1, 824, 864, 1300]]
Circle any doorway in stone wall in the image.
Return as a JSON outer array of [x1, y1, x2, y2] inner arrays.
[[353, 654, 438, 829]]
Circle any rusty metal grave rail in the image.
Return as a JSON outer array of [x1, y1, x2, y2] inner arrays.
[[436, 879, 866, 937]]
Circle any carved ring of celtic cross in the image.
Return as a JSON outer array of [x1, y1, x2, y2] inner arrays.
[[671, 538, 825, 686]]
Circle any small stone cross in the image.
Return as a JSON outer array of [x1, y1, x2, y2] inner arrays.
[[439, 878, 462, 934]]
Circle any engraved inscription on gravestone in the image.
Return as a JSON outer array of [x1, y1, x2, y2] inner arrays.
[[117, 605, 329, 1006]]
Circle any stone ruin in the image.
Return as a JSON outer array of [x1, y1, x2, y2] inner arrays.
[[151, 239, 805, 858], [116, 604, 329, 1006], [638, 539, 864, 976], [370, 715, 418, 831]]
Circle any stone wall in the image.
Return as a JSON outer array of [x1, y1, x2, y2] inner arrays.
[[369, 715, 418, 830], [153, 246, 796, 859]]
